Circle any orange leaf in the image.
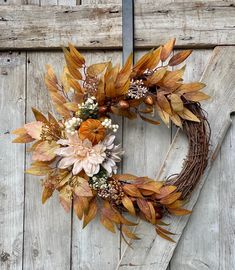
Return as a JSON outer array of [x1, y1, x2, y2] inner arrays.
[[168, 50, 192, 66], [74, 177, 93, 197], [64, 102, 79, 112], [132, 49, 153, 75], [73, 196, 84, 220], [32, 141, 59, 162], [83, 199, 98, 228], [138, 181, 163, 194], [24, 121, 43, 140], [146, 68, 167, 86], [32, 108, 49, 124], [66, 73, 83, 94], [87, 62, 108, 77], [160, 192, 182, 205], [168, 208, 192, 216], [155, 185, 177, 199], [157, 92, 172, 115], [122, 196, 136, 215], [160, 38, 176, 62], [123, 184, 143, 198], [12, 133, 34, 143], [167, 200, 185, 209], [145, 46, 162, 70], [176, 82, 206, 94], [116, 53, 132, 88], [100, 214, 116, 233], [63, 48, 83, 80], [42, 186, 54, 204], [68, 43, 85, 66]]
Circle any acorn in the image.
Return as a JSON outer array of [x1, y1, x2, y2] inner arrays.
[[98, 106, 107, 114], [118, 100, 130, 109], [144, 95, 154, 105], [155, 211, 163, 220]]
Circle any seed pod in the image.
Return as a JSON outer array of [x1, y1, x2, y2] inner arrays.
[[118, 100, 130, 109], [99, 106, 107, 114], [144, 95, 154, 105]]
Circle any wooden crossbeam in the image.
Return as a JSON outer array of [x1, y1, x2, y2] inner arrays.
[[0, 2, 234, 50], [116, 46, 235, 269]]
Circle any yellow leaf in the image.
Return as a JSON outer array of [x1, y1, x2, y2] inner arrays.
[[168, 50, 192, 66], [42, 186, 54, 204], [160, 38, 176, 62], [68, 43, 85, 66], [157, 92, 172, 115], [160, 192, 182, 205], [184, 91, 210, 102], [122, 196, 136, 215], [146, 68, 167, 86], [83, 199, 98, 228], [87, 62, 108, 77], [100, 214, 116, 233], [64, 102, 79, 112], [177, 108, 200, 122], [176, 82, 206, 94], [169, 93, 184, 112], [123, 184, 143, 198]]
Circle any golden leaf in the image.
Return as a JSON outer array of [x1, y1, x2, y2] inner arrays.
[[168, 208, 192, 216], [122, 225, 140, 240], [42, 186, 54, 204], [156, 225, 176, 235], [87, 62, 109, 77], [63, 48, 83, 80], [102, 206, 120, 224], [12, 133, 34, 143], [100, 214, 116, 233], [48, 112, 60, 130], [145, 46, 162, 70], [146, 68, 167, 86], [49, 91, 71, 119], [61, 66, 70, 93], [176, 82, 206, 94], [157, 92, 172, 115], [122, 196, 136, 215], [160, 192, 182, 205], [123, 184, 143, 198], [116, 53, 132, 88], [163, 65, 185, 88], [26, 163, 52, 176], [160, 38, 176, 62], [105, 76, 116, 98], [66, 73, 83, 94], [168, 50, 192, 66], [137, 199, 155, 224], [11, 127, 27, 135], [24, 121, 43, 140], [117, 78, 130, 96], [111, 106, 137, 119], [32, 141, 59, 162], [169, 93, 184, 112], [156, 104, 170, 127], [139, 114, 160, 125], [137, 181, 163, 194], [68, 43, 85, 66], [64, 102, 79, 112], [177, 108, 200, 122], [32, 108, 49, 125], [73, 196, 84, 220], [154, 185, 177, 199], [74, 176, 93, 197], [59, 185, 72, 212], [170, 113, 182, 128], [113, 174, 137, 181], [156, 227, 176, 242], [45, 65, 58, 93], [132, 49, 153, 75], [167, 200, 185, 209], [83, 199, 98, 228], [184, 91, 210, 102]]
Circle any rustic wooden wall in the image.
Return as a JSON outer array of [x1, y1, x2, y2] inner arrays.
[[0, 0, 234, 269]]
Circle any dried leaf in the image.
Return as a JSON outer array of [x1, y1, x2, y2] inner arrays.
[[24, 121, 43, 140], [45, 65, 59, 93], [156, 104, 170, 127], [49, 91, 71, 119], [68, 43, 85, 66], [63, 48, 83, 80], [61, 66, 70, 93], [48, 112, 60, 130], [139, 114, 160, 125], [122, 196, 136, 215], [66, 73, 83, 94], [123, 184, 143, 198], [176, 82, 206, 94], [83, 199, 98, 228], [177, 108, 200, 122], [138, 181, 163, 194], [170, 113, 182, 128], [32, 141, 59, 162], [156, 227, 176, 242], [113, 174, 137, 181], [12, 133, 34, 143], [87, 62, 108, 77], [157, 92, 172, 115], [169, 93, 184, 112], [160, 192, 182, 205], [132, 49, 153, 75], [156, 225, 176, 235], [32, 108, 49, 124], [146, 68, 167, 86], [100, 214, 116, 233], [163, 65, 185, 87], [146, 46, 162, 70], [168, 208, 192, 216], [26, 163, 52, 176], [42, 186, 54, 204], [167, 200, 185, 209], [64, 102, 79, 112], [116, 53, 132, 88], [74, 196, 84, 220], [74, 177, 93, 197], [137, 199, 155, 223], [59, 185, 72, 212], [122, 225, 140, 240], [168, 50, 192, 66], [155, 185, 177, 199], [184, 91, 210, 102], [160, 38, 176, 62]]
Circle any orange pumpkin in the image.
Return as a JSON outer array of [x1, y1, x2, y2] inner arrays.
[[79, 119, 106, 144]]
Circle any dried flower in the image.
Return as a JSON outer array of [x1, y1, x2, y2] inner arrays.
[[101, 118, 119, 133], [65, 117, 83, 135], [55, 133, 106, 177], [79, 119, 106, 144], [77, 96, 98, 119], [128, 79, 148, 99]]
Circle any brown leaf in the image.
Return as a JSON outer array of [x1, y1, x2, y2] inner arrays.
[[168, 50, 192, 66], [32, 141, 59, 162], [146, 46, 162, 70], [167, 200, 185, 209], [177, 108, 200, 122], [68, 43, 85, 66], [139, 114, 160, 125], [102, 207, 120, 224], [66, 73, 83, 94], [136, 199, 155, 223], [156, 104, 170, 127], [155, 185, 177, 199], [45, 65, 59, 93], [83, 199, 98, 228], [163, 65, 185, 88], [24, 121, 43, 140], [122, 225, 140, 240], [59, 185, 72, 212], [122, 196, 136, 215], [160, 38, 176, 62], [100, 214, 116, 233], [160, 192, 182, 205], [176, 82, 206, 94], [87, 62, 108, 77], [184, 91, 210, 102], [63, 48, 83, 80], [123, 184, 143, 198], [32, 108, 49, 124], [169, 93, 184, 112], [64, 102, 79, 112], [170, 113, 182, 128], [73, 196, 84, 220], [132, 49, 153, 75], [116, 53, 132, 88], [74, 177, 93, 197], [48, 112, 60, 130], [138, 181, 163, 194], [156, 227, 176, 242], [168, 208, 192, 216], [49, 91, 71, 119], [12, 133, 34, 143], [113, 174, 138, 181], [42, 186, 54, 204], [157, 92, 172, 115], [26, 163, 52, 176], [156, 225, 176, 235]]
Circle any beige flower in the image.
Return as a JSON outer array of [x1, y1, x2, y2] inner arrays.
[[55, 132, 106, 177]]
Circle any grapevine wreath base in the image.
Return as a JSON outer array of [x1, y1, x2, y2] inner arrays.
[[13, 39, 210, 242]]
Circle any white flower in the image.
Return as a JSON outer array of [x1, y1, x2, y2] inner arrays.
[[55, 132, 106, 177], [100, 135, 124, 175]]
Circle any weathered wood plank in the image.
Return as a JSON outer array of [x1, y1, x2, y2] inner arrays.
[[0, 52, 26, 270], [23, 52, 71, 270], [116, 46, 235, 270], [0, 2, 234, 49], [71, 50, 122, 270]]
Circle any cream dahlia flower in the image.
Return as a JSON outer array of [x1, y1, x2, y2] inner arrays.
[[55, 133, 106, 177]]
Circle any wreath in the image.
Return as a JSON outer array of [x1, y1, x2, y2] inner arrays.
[[12, 39, 210, 242]]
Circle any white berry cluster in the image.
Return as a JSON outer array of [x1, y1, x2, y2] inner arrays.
[[90, 175, 108, 190], [78, 96, 98, 112], [102, 118, 119, 133], [64, 117, 83, 135]]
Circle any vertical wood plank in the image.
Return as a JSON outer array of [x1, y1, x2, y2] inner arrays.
[[0, 52, 26, 270], [71, 50, 122, 270], [23, 52, 71, 270]]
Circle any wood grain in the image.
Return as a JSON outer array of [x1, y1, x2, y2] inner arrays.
[[116, 46, 235, 269], [0, 2, 234, 49], [0, 52, 26, 270]]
